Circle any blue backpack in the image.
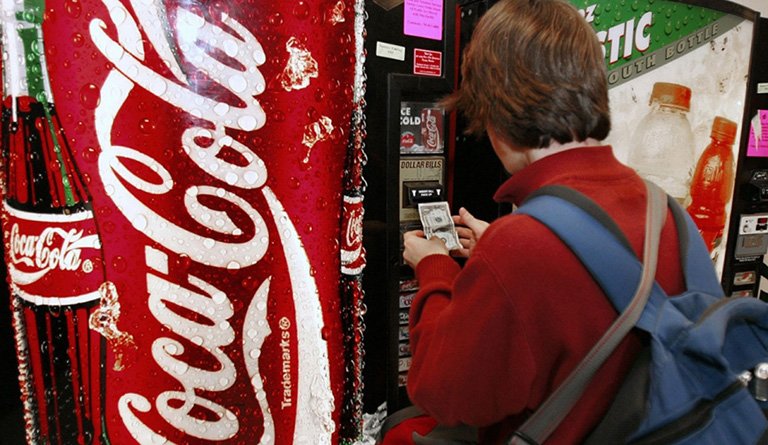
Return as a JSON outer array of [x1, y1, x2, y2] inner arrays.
[[511, 181, 768, 445]]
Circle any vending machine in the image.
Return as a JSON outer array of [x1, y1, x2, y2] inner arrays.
[[724, 16, 768, 299], [361, 0, 510, 412], [361, 0, 765, 416], [361, 0, 456, 412]]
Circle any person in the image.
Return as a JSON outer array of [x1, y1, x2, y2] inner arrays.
[[395, 0, 689, 443]]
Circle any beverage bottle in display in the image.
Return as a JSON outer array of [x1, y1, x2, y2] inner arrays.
[[1, 1, 118, 443], [420, 107, 442, 152], [628, 82, 695, 203], [687, 116, 738, 251]]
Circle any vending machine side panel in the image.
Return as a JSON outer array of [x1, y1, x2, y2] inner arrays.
[[724, 16, 768, 298]]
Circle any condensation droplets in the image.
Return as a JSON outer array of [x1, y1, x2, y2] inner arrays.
[[228, 74, 248, 93], [131, 214, 148, 231], [108, 4, 128, 26], [138, 117, 156, 134], [88, 282, 136, 371], [292, 1, 310, 20], [64, 0, 82, 18], [81, 146, 99, 163], [328, 1, 346, 25], [268, 12, 283, 26], [71, 32, 85, 48], [79, 83, 100, 109], [212, 291, 227, 305], [237, 114, 259, 131], [278, 37, 319, 92], [302, 116, 334, 163]]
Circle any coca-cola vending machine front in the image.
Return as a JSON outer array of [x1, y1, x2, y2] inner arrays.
[[0, 0, 367, 444]]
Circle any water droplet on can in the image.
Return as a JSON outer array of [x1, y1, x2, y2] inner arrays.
[[237, 115, 259, 131], [109, 5, 127, 25], [139, 118, 156, 134], [72, 32, 85, 47], [212, 292, 227, 304], [82, 146, 98, 163], [293, 1, 310, 19], [149, 77, 168, 96], [228, 74, 248, 93], [65, 0, 82, 17], [225, 172, 239, 185], [80, 83, 101, 109], [243, 170, 261, 185], [112, 255, 127, 272], [268, 12, 283, 26], [132, 214, 148, 231]]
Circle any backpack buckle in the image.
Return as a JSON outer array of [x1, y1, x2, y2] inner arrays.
[[749, 363, 768, 402]]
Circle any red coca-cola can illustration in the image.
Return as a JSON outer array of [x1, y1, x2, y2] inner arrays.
[[1, 0, 367, 443], [340, 194, 365, 276], [420, 107, 443, 152]]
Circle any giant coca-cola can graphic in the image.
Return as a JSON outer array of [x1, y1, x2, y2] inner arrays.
[[0, 0, 368, 443]]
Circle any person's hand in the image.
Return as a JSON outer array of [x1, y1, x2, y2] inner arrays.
[[452, 207, 489, 258], [403, 230, 450, 269]]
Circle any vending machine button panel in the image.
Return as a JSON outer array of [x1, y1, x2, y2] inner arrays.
[[734, 270, 758, 286], [736, 214, 768, 260], [739, 213, 768, 235]]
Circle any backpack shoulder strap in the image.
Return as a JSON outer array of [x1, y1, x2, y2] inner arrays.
[[510, 180, 668, 445]]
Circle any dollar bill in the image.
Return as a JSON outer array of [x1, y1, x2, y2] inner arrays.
[[418, 201, 461, 251]]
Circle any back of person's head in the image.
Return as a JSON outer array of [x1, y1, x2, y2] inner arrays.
[[445, 0, 611, 148]]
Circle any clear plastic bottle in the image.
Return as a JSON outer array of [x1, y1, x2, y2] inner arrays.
[[628, 82, 695, 203], [687, 116, 737, 251]]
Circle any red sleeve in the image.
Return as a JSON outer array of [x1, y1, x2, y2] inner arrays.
[[406, 235, 537, 428]]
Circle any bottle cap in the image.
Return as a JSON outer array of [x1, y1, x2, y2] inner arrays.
[[711, 116, 737, 144], [650, 82, 691, 111]]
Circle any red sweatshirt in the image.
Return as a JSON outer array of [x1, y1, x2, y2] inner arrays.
[[406, 146, 687, 444]]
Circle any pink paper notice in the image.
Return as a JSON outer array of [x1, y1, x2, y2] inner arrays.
[[404, 0, 443, 41], [747, 110, 768, 158]]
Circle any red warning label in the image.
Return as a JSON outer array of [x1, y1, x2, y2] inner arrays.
[[413, 48, 442, 77]]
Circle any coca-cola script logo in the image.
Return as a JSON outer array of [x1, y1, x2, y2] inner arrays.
[[10, 224, 88, 275], [90, 1, 335, 443], [340, 195, 365, 275], [4, 205, 102, 304], [421, 109, 440, 151]]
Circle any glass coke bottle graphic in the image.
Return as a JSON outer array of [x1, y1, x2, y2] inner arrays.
[[687, 116, 738, 251], [1, 0, 110, 443]]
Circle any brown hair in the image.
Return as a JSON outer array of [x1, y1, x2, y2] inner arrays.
[[444, 0, 610, 148]]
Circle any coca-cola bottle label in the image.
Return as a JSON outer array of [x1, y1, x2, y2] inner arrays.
[[420, 107, 443, 152], [340, 194, 365, 275], [4, 203, 102, 305]]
